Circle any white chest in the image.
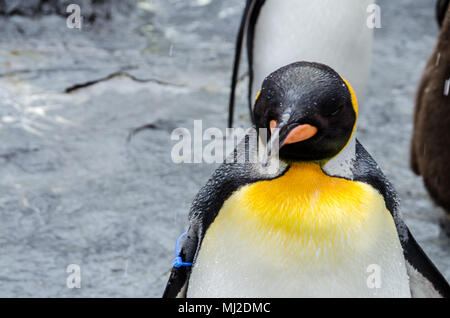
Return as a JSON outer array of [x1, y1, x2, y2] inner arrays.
[[188, 228, 410, 298]]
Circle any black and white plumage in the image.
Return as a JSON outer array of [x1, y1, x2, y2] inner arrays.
[[165, 62, 450, 298]]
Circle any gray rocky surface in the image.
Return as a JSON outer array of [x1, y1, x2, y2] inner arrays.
[[0, 0, 448, 297]]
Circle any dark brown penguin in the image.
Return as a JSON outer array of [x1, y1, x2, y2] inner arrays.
[[410, 1, 450, 228]]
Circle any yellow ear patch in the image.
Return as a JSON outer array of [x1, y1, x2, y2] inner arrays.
[[341, 77, 358, 118], [327, 77, 359, 161], [255, 89, 261, 101]]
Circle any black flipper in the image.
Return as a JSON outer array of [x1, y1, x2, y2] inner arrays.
[[162, 129, 287, 297], [162, 225, 198, 298], [228, 0, 252, 128], [228, 0, 266, 128], [353, 140, 450, 297], [403, 229, 450, 297]]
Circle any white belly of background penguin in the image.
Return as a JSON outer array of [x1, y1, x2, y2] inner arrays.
[[164, 62, 450, 298], [228, 0, 374, 127], [252, 0, 374, 104]]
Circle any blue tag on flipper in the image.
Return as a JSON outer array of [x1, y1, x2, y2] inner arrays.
[[173, 232, 193, 268]]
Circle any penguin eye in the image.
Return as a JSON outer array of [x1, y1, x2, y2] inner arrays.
[[328, 107, 342, 117], [321, 104, 342, 117]]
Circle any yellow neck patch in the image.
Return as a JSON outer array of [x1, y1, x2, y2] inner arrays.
[[214, 162, 392, 260], [240, 162, 373, 239]]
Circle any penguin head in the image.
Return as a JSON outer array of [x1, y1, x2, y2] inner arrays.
[[254, 61, 358, 163]]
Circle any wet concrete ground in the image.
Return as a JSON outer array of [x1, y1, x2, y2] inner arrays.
[[0, 0, 448, 297]]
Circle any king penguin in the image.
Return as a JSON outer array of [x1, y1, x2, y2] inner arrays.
[[164, 62, 450, 298], [228, 0, 374, 127]]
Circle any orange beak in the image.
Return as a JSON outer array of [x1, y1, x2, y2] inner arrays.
[[270, 120, 318, 147]]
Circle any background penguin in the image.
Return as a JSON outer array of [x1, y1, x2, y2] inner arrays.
[[410, 0, 450, 233], [164, 62, 450, 298], [228, 0, 374, 127], [437, 0, 450, 27]]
